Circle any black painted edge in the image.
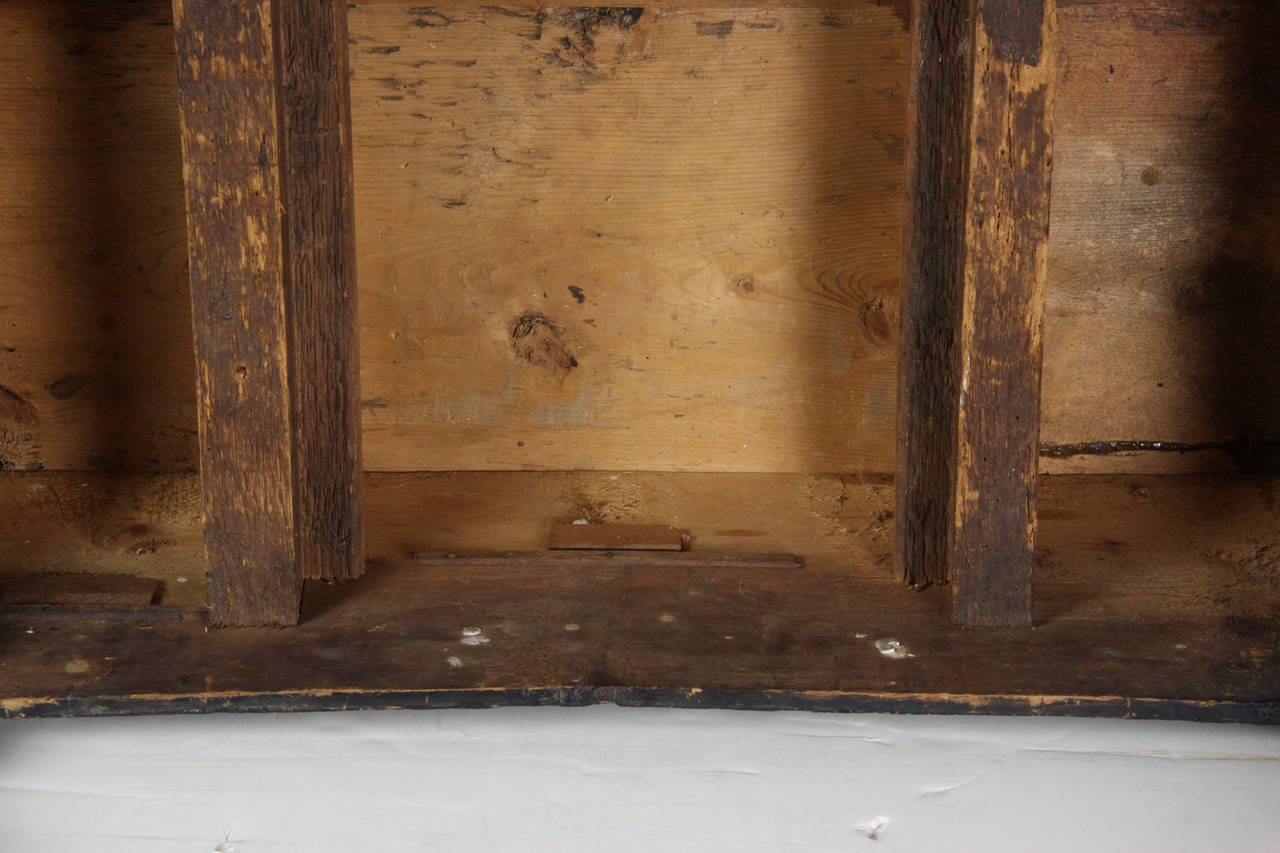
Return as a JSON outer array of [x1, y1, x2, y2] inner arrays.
[[5, 687, 1277, 725]]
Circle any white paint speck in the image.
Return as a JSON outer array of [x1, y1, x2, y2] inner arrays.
[[854, 632, 868, 639], [563, 623, 581, 632], [875, 638, 914, 659], [856, 815, 890, 841], [659, 612, 676, 623], [24, 628, 34, 635], [723, 635, 735, 640], [446, 656, 463, 668], [175, 576, 188, 584], [460, 627, 491, 646], [1175, 643, 1188, 650], [572, 518, 590, 525]]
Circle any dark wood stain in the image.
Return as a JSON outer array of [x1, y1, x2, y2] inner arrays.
[[173, 0, 300, 627], [897, 0, 1055, 627], [982, 0, 1047, 65], [8, 688, 1276, 725], [895, 0, 971, 591], [953, 82, 1053, 628], [173, 0, 364, 624], [278, 0, 365, 584]]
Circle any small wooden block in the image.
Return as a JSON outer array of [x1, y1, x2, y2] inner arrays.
[[549, 524, 686, 552], [1, 575, 159, 608], [411, 551, 803, 571]]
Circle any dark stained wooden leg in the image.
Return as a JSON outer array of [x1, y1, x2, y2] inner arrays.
[[278, 1, 364, 583], [895, 0, 1056, 627], [173, 0, 362, 626]]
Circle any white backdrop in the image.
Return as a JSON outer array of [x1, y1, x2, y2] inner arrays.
[[2, 706, 1278, 852]]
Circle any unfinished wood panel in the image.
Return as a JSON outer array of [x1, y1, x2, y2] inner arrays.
[[0, 2, 196, 474], [1042, 0, 1280, 454], [549, 523, 685, 551], [0, 473, 1276, 720], [3, 0, 1278, 476], [896, 0, 1056, 628], [278, 0, 365, 581], [349, 3, 907, 474], [0, 472, 205, 608]]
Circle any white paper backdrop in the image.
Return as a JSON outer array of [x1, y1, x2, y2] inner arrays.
[[2, 706, 1278, 852]]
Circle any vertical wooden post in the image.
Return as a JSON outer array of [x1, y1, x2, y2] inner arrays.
[[895, 0, 1056, 627], [173, 0, 362, 627], [278, 1, 365, 584]]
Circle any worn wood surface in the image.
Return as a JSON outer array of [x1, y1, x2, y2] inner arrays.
[[173, 0, 302, 626], [1, 0, 1278, 476], [549, 523, 686, 551], [173, 0, 364, 619], [278, 0, 368, 583], [349, 3, 906, 474], [412, 550, 802, 569], [893, 0, 971, 590], [279, 0, 365, 581], [896, 0, 1056, 625], [0, 575, 159, 607], [950, 1, 1056, 626], [0, 472, 1276, 719]]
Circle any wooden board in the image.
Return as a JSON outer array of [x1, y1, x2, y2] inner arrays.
[[349, 3, 907, 473], [1, 1, 1278, 475], [1043, 0, 1280, 453], [174, 0, 301, 625], [279, 0, 366, 581], [0, 471, 1276, 720], [896, 0, 1056, 625], [412, 550, 802, 569], [949, 0, 1055, 626], [173, 0, 365, 618], [1, 574, 158, 607]]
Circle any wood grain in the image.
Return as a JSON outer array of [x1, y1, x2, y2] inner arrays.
[[894, 0, 970, 590], [278, 0, 365, 581], [173, 0, 301, 626], [0, 472, 1276, 720], [349, 3, 907, 474], [1, 1, 1278, 476], [173, 0, 364, 622], [951, 1, 1056, 626], [549, 523, 686, 551], [896, 0, 1056, 625]]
